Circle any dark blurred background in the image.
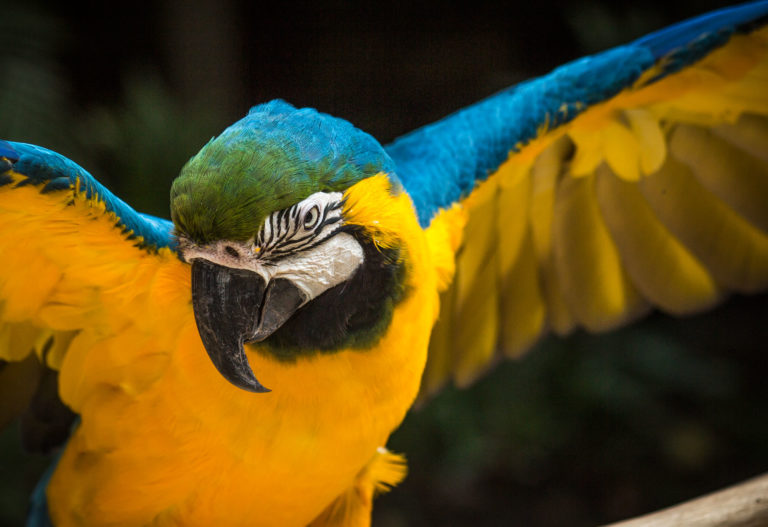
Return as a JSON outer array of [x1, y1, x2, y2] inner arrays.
[[1, 1, 767, 525]]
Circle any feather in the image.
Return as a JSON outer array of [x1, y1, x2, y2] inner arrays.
[[670, 121, 768, 232], [640, 155, 768, 292], [553, 170, 649, 331], [595, 163, 720, 314]]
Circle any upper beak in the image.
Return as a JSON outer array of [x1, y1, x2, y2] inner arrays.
[[191, 260, 308, 393]]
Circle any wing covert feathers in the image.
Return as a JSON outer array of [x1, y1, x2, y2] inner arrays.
[[420, 24, 768, 396]]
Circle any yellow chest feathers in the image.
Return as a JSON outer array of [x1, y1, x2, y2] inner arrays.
[[48, 175, 447, 526]]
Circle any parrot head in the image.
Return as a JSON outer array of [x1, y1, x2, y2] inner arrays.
[[170, 101, 413, 393]]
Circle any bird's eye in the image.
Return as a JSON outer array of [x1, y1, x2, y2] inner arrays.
[[303, 206, 320, 229]]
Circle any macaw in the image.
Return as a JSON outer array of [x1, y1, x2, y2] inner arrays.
[[2, 2, 768, 526]]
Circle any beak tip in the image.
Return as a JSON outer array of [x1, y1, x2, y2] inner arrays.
[[215, 343, 272, 393], [242, 381, 272, 394], [215, 356, 272, 393]]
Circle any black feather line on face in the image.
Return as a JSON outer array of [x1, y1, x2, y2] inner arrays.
[[290, 205, 301, 224], [271, 215, 344, 254], [274, 230, 320, 250], [280, 207, 291, 234]]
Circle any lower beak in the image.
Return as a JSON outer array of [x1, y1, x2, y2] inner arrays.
[[191, 260, 308, 393]]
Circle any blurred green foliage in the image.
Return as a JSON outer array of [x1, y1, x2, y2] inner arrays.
[[0, 7, 74, 155], [1, 1, 766, 526], [76, 74, 222, 218]]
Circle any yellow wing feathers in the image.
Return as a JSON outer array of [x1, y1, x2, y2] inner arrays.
[[0, 170, 189, 411], [422, 26, 768, 394]]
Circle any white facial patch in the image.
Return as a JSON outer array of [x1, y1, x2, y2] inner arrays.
[[180, 191, 365, 304], [261, 232, 363, 300]]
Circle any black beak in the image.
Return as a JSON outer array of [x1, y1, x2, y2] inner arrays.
[[191, 260, 308, 393]]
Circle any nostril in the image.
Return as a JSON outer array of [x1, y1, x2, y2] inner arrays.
[[225, 246, 239, 258]]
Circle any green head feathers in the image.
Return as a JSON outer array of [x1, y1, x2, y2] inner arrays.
[[170, 100, 397, 243]]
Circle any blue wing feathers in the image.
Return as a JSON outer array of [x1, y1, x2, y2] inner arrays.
[[389, 1, 768, 227], [634, 1, 768, 58], [0, 139, 19, 162], [0, 141, 176, 251], [387, 46, 653, 226]]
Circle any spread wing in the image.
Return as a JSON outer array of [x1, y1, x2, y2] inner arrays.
[[0, 141, 190, 436], [386, 2, 768, 395]]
